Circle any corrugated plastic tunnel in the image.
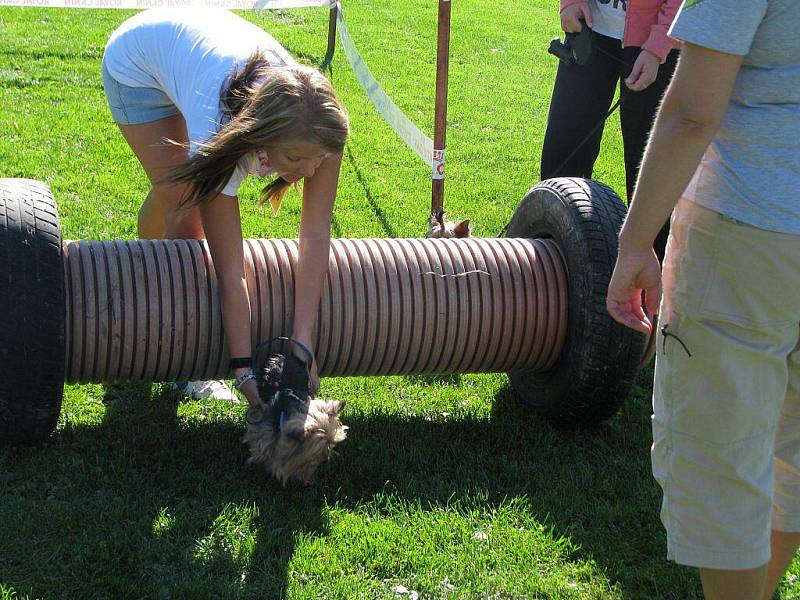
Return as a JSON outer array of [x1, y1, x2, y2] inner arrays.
[[64, 237, 568, 384], [0, 177, 645, 442]]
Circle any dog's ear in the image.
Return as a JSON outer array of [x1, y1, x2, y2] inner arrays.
[[327, 399, 346, 415], [454, 218, 471, 238], [257, 354, 284, 398]]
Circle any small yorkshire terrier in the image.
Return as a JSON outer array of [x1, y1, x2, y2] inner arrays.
[[244, 353, 347, 486], [425, 210, 472, 239]]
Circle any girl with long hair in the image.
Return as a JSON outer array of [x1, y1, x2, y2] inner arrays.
[[102, 9, 349, 403]]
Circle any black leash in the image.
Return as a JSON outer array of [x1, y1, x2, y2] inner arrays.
[[548, 97, 622, 180], [498, 25, 629, 238]]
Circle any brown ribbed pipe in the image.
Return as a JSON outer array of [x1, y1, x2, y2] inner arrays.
[[63, 237, 567, 383]]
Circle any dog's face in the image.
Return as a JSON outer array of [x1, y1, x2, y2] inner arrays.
[[244, 354, 347, 486], [245, 399, 347, 486], [426, 211, 471, 239]]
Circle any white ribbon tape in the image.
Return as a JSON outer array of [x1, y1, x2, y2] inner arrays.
[[0, 0, 330, 9], [1, 0, 438, 173], [336, 2, 434, 167]]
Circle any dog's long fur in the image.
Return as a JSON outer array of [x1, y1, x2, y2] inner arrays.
[[244, 354, 347, 486], [425, 210, 471, 238]]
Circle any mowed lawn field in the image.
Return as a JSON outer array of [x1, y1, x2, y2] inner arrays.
[[1, 3, 797, 599]]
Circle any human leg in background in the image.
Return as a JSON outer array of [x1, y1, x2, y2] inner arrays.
[[103, 61, 235, 400], [117, 116, 235, 401], [619, 48, 679, 263], [539, 33, 621, 182], [117, 115, 205, 241]]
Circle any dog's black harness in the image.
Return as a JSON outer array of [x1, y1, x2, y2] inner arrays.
[[251, 336, 314, 374], [247, 336, 315, 433]]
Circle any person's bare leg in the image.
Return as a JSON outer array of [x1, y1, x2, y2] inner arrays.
[[700, 565, 767, 600], [762, 530, 800, 599], [137, 188, 165, 239], [117, 114, 205, 240], [117, 115, 236, 400]]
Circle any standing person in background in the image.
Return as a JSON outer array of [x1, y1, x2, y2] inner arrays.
[[607, 1, 800, 598], [540, 0, 680, 261], [103, 9, 349, 403]]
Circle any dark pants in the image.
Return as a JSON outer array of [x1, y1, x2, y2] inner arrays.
[[540, 32, 679, 261]]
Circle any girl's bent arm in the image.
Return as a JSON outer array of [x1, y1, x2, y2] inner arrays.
[[607, 43, 743, 333], [620, 43, 743, 254]]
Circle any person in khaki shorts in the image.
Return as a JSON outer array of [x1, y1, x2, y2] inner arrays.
[[606, 0, 800, 598]]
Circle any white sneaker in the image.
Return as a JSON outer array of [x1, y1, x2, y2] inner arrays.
[[166, 380, 239, 402]]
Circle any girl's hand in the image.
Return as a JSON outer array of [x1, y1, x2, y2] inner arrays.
[[625, 49, 660, 92], [290, 343, 319, 395], [606, 247, 662, 335], [560, 2, 593, 33]]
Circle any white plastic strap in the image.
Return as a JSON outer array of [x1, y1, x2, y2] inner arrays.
[[336, 1, 434, 167], [0, 0, 330, 9]]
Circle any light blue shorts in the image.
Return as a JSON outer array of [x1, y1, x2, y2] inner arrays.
[[101, 61, 180, 125]]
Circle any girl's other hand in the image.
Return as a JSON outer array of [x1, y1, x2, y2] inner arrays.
[[626, 49, 660, 92], [606, 247, 662, 335], [293, 345, 319, 395]]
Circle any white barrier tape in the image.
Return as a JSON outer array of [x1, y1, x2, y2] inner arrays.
[[336, 2, 434, 167], [0, 0, 330, 9]]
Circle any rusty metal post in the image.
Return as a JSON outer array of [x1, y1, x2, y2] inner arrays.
[[324, 3, 338, 66], [430, 0, 451, 217]]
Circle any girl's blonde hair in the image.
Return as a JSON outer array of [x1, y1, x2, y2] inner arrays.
[[168, 51, 349, 208]]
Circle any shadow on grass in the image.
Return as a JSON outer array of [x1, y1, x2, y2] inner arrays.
[[0, 368, 701, 599], [344, 145, 396, 238], [282, 46, 327, 72]]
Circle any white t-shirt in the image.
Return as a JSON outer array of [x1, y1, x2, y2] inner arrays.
[[590, 0, 626, 40], [103, 8, 296, 196]]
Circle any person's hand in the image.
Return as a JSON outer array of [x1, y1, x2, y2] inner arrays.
[[560, 2, 593, 33], [625, 49, 660, 92], [292, 345, 320, 395], [287, 336, 320, 395], [606, 246, 662, 334]]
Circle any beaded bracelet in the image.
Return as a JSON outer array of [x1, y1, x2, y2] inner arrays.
[[233, 369, 256, 390]]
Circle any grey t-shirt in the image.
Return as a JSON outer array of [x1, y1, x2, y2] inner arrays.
[[670, 0, 800, 234]]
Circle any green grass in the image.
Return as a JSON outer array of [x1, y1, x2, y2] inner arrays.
[[1, 3, 797, 599]]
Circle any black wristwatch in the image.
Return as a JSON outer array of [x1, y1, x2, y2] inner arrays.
[[229, 356, 252, 371]]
